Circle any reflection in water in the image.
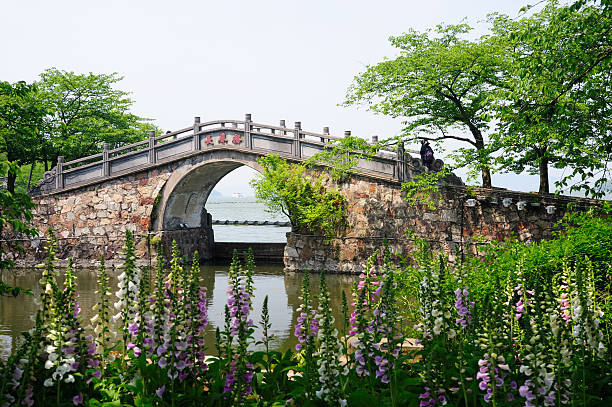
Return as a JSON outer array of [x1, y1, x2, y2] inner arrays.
[[1, 265, 358, 359]]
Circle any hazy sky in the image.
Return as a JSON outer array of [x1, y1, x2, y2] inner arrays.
[[2, 0, 554, 196]]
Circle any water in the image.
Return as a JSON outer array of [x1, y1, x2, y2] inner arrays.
[[0, 265, 357, 360], [205, 196, 291, 242], [1, 195, 342, 359]]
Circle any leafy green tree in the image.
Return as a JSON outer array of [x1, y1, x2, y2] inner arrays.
[[36, 68, 155, 167], [0, 81, 45, 193], [250, 154, 347, 238], [490, 0, 612, 196], [344, 23, 506, 188], [0, 161, 38, 297]]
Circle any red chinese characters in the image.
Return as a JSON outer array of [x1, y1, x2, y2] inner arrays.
[[204, 135, 214, 145], [232, 134, 241, 144], [218, 133, 227, 143]]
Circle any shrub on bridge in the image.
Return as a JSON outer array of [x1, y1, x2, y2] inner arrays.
[[250, 154, 347, 238]]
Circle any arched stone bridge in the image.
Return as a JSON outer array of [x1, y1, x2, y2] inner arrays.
[[25, 115, 437, 268], [23, 115, 594, 273]]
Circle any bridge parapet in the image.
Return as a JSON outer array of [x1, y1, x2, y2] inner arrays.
[[32, 115, 441, 195]]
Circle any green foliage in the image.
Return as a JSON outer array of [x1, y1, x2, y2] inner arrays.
[[489, 1, 612, 196], [36, 68, 157, 166], [0, 161, 38, 297], [474, 205, 612, 339], [305, 135, 378, 181], [2, 214, 611, 406], [344, 23, 504, 188], [344, 0, 611, 196], [392, 207, 611, 406], [250, 154, 347, 237], [400, 167, 451, 210], [14, 161, 46, 193], [0, 80, 45, 192]]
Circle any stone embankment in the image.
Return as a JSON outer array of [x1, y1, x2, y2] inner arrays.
[[283, 174, 600, 273]]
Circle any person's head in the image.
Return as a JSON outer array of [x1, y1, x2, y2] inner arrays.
[[421, 139, 428, 145]]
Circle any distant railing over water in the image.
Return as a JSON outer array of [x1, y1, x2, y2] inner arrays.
[[33, 114, 432, 195], [211, 220, 291, 227]]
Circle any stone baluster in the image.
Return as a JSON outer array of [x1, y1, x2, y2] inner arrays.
[[396, 142, 405, 182], [148, 130, 156, 164], [322, 127, 329, 143], [294, 121, 302, 157], [193, 116, 201, 151], [245, 113, 252, 149], [280, 120, 286, 135], [56, 156, 64, 189], [103, 143, 110, 177]]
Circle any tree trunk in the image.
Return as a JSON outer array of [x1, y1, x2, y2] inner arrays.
[[481, 168, 492, 189], [468, 124, 493, 189], [6, 171, 16, 194], [538, 156, 550, 194], [27, 163, 34, 192]]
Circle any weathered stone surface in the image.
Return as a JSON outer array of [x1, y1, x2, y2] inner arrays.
[[283, 176, 601, 274], [16, 150, 601, 272]]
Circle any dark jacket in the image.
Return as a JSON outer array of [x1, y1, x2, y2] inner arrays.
[[420, 143, 434, 163]]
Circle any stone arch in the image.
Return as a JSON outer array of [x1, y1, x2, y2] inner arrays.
[[150, 151, 266, 262], [152, 156, 263, 232]]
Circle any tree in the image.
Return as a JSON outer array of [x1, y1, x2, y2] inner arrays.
[[250, 155, 347, 237], [36, 68, 155, 167], [0, 81, 45, 193], [344, 24, 506, 188], [0, 161, 38, 296], [490, 0, 612, 196]]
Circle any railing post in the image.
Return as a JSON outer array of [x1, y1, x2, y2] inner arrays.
[[193, 116, 201, 151], [245, 113, 252, 149], [322, 127, 329, 143], [294, 121, 301, 158], [148, 130, 156, 164], [280, 120, 286, 135], [396, 142, 405, 182], [103, 143, 110, 177], [371, 135, 379, 144], [56, 156, 64, 189]]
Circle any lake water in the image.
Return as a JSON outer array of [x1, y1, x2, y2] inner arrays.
[[1, 196, 357, 360], [0, 265, 357, 360], [206, 196, 291, 242]]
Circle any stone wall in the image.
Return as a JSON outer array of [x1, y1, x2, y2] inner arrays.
[[283, 176, 601, 273], [20, 169, 172, 268], [12, 151, 602, 273]]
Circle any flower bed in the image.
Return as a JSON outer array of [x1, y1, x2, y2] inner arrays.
[[1, 213, 610, 406]]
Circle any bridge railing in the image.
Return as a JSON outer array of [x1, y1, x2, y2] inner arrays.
[[33, 115, 430, 195]]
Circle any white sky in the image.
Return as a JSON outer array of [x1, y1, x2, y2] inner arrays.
[[2, 0, 565, 196]]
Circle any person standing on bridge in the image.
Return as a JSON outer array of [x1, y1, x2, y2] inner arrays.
[[420, 139, 434, 171]]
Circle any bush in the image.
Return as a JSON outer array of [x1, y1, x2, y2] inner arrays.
[[250, 154, 347, 238]]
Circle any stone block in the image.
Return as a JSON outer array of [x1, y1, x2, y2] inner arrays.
[[285, 246, 298, 258], [423, 212, 437, 221], [93, 227, 105, 236]]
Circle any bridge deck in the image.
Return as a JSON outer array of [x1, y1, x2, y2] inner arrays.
[[33, 115, 431, 195]]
